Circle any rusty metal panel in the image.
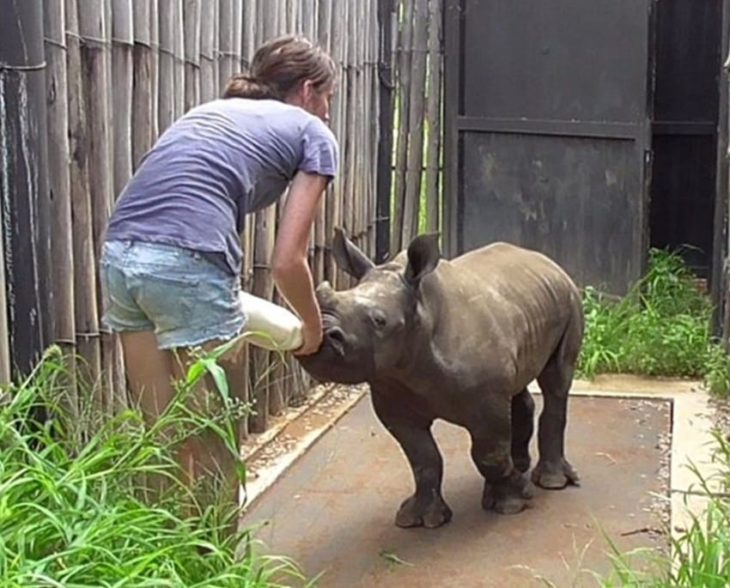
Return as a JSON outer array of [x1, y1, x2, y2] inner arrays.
[[444, 0, 654, 294]]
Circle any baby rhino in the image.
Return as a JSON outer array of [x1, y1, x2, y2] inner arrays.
[[297, 228, 584, 529]]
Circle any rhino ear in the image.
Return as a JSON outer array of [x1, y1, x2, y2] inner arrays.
[[405, 233, 441, 287], [332, 227, 375, 279]]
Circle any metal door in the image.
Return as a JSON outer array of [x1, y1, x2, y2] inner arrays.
[[443, 0, 654, 294]]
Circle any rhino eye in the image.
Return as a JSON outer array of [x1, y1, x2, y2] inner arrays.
[[370, 309, 387, 329]]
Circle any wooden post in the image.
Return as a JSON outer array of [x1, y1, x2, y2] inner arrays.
[[200, 0, 217, 102], [132, 0, 154, 167], [218, 0, 234, 91], [173, 0, 185, 118], [402, 0, 428, 244], [150, 0, 160, 141], [158, 0, 175, 132], [112, 0, 134, 197], [66, 0, 102, 415], [78, 0, 115, 417], [44, 0, 78, 398], [184, 0, 201, 111], [391, 0, 414, 252], [425, 0, 442, 234], [232, 0, 243, 75]]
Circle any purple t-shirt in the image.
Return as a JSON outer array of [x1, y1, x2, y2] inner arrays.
[[104, 98, 339, 275]]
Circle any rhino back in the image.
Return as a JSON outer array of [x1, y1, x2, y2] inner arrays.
[[421, 242, 582, 392]]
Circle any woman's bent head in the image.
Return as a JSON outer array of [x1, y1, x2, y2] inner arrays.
[[223, 35, 336, 122]]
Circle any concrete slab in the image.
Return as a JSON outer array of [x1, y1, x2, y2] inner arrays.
[[241, 393, 671, 587]]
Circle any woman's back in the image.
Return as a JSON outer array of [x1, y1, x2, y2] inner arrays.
[[105, 97, 338, 275]]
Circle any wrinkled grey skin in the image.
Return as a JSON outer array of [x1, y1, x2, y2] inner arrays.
[[297, 228, 584, 529]]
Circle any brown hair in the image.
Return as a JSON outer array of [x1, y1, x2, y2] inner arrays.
[[223, 35, 336, 101]]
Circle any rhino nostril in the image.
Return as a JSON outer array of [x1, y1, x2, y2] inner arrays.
[[325, 326, 347, 355], [326, 326, 346, 344]]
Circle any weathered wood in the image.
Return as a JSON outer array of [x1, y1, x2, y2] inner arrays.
[[66, 0, 102, 411], [343, 0, 357, 249], [425, 0, 443, 234], [0, 0, 387, 434], [0, 189, 9, 385], [44, 0, 76, 355], [132, 0, 153, 166], [200, 0, 217, 102], [173, 0, 185, 118], [112, 0, 134, 199], [249, 207, 277, 433], [78, 0, 116, 415], [218, 0, 234, 91], [402, 0, 428, 244], [184, 0, 201, 111], [42, 1, 77, 410], [391, 0, 414, 252], [262, 0, 279, 42], [149, 0, 160, 141], [158, 0, 175, 132], [242, 0, 256, 66], [232, 0, 243, 75]]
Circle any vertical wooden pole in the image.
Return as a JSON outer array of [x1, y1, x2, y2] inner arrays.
[[218, 0, 234, 91], [78, 0, 115, 417], [158, 0, 175, 132], [173, 0, 185, 118], [149, 0, 161, 142], [44, 0, 78, 409], [402, 0, 428, 244], [66, 0, 102, 407], [200, 0, 217, 103], [425, 0, 443, 234], [184, 0, 202, 111], [132, 0, 154, 167], [392, 0, 414, 252], [112, 0, 135, 197]]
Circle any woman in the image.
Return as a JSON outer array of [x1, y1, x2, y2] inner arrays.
[[100, 35, 338, 500]]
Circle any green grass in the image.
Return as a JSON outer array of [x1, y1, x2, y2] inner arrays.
[[0, 343, 305, 587], [577, 248, 730, 397]]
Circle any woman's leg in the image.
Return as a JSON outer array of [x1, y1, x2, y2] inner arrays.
[[120, 330, 176, 419], [121, 330, 241, 519], [169, 343, 242, 518]]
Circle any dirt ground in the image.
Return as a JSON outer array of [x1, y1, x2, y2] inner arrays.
[[241, 391, 672, 587]]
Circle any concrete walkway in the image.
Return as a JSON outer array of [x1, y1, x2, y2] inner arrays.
[[239, 380, 705, 587]]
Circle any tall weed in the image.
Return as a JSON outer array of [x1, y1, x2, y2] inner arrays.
[[0, 344, 305, 587]]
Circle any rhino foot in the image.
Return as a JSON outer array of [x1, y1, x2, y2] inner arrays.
[[532, 458, 580, 489], [482, 471, 534, 515], [395, 494, 453, 529]]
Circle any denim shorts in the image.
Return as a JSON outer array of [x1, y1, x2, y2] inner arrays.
[[100, 240, 246, 350]]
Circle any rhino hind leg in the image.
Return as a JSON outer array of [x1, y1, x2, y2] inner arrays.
[[533, 316, 582, 490], [371, 392, 452, 529], [511, 388, 535, 473]]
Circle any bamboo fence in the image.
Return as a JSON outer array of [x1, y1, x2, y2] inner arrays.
[[1, 0, 442, 439], [390, 0, 443, 253], [27, 0, 386, 438]]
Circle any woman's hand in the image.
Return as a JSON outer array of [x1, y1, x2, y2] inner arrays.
[[271, 170, 329, 356], [295, 320, 324, 356]]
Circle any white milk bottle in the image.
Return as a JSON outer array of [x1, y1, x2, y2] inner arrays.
[[238, 291, 303, 351]]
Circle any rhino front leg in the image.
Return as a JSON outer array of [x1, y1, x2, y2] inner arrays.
[[470, 398, 533, 515], [511, 388, 535, 473], [371, 392, 452, 529]]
